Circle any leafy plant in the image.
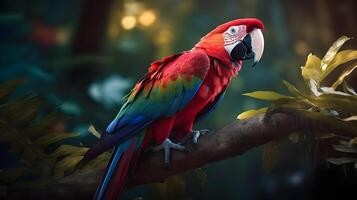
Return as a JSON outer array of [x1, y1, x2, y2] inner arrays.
[[149, 168, 207, 200], [238, 36, 357, 169], [0, 79, 109, 185]]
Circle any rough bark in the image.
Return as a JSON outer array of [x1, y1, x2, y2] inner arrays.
[[3, 109, 356, 199]]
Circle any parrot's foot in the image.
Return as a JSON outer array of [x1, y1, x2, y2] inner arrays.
[[190, 129, 210, 144], [152, 138, 186, 168]]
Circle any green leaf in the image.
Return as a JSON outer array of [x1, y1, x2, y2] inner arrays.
[[319, 50, 357, 82], [282, 80, 306, 98], [25, 111, 62, 139], [331, 65, 357, 89], [53, 156, 83, 178], [237, 107, 268, 120], [50, 145, 89, 158], [0, 127, 37, 158], [276, 108, 357, 136], [343, 81, 357, 95], [332, 144, 357, 153], [243, 91, 293, 101], [34, 132, 79, 147], [321, 36, 350, 71], [277, 99, 316, 110], [313, 94, 357, 114], [78, 152, 111, 173], [0, 95, 41, 125], [0, 78, 26, 105], [327, 157, 356, 165], [301, 54, 322, 83]]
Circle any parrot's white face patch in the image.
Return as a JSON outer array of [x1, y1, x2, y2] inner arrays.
[[223, 25, 247, 55]]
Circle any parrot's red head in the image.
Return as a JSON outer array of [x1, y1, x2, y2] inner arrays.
[[195, 18, 264, 68]]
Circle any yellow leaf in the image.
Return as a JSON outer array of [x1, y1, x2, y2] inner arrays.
[[166, 175, 186, 199], [343, 81, 357, 95], [319, 50, 357, 82], [344, 116, 357, 121], [243, 91, 293, 101], [332, 65, 357, 89], [314, 94, 357, 113], [53, 156, 83, 178], [282, 80, 306, 98], [327, 157, 356, 165], [320, 87, 351, 96], [262, 141, 279, 172], [34, 132, 80, 147], [301, 54, 322, 83], [50, 145, 89, 158], [309, 96, 357, 115], [78, 152, 111, 173], [350, 137, 357, 145], [88, 124, 101, 138], [319, 133, 336, 139], [237, 107, 268, 120], [332, 145, 357, 153], [321, 36, 350, 71], [0, 95, 41, 125], [309, 79, 322, 96]]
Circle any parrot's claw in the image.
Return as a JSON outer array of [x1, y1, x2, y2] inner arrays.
[[191, 129, 210, 144], [152, 138, 186, 168]]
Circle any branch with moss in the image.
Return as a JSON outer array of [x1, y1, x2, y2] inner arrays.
[[3, 108, 356, 199]]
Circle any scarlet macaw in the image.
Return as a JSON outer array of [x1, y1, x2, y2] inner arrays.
[[82, 18, 264, 200]]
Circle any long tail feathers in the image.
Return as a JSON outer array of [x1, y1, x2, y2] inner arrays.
[[94, 137, 138, 200]]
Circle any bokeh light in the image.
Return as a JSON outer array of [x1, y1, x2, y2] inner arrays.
[[121, 15, 136, 30], [138, 10, 156, 27], [55, 28, 70, 45], [155, 29, 173, 44], [294, 40, 309, 56]]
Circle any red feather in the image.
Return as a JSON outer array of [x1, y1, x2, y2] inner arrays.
[[103, 138, 137, 200]]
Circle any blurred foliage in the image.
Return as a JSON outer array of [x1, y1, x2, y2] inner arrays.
[[0, 77, 206, 198], [0, 79, 109, 185], [238, 36, 357, 170], [149, 168, 207, 200]]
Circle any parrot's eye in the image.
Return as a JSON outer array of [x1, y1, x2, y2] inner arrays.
[[230, 28, 237, 35]]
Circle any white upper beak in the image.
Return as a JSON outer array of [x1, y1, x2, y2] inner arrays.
[[250, 28, 264, 63]]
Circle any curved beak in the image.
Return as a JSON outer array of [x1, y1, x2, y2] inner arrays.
[[230, 28, 264, 67]]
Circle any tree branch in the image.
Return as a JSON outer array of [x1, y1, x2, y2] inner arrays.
[[3, 110, 356, 199]]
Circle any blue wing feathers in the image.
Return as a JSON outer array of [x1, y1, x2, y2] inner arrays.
[[94, 139, 131, 200]]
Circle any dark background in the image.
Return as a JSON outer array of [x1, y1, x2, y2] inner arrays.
[[0, 0, 356, 199]]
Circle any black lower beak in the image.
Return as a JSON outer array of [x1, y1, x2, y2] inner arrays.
[[230, 34, 255, 64]]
